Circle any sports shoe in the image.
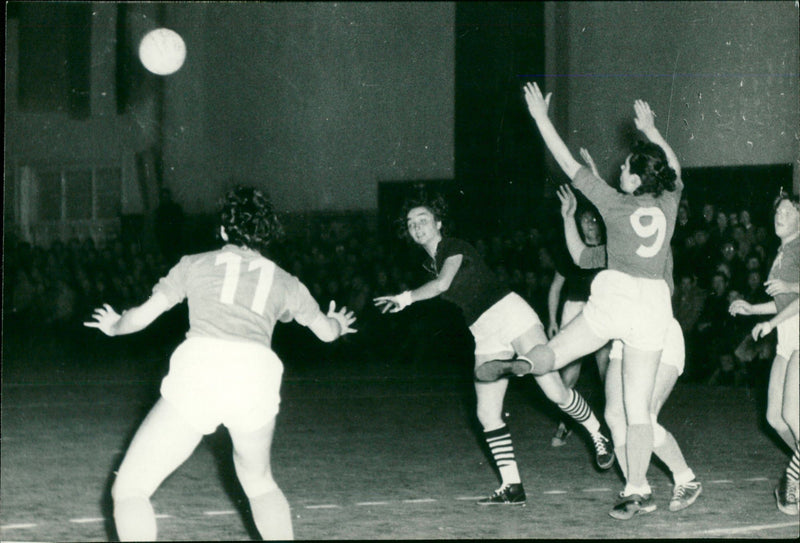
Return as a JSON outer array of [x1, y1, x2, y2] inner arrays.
[[474, 358, 532, 382], [669, 480, 703, 511], [551, 422, 571, 447], [609, 493, 657, 520], [477, 483, 527, 506], [590, 432, 615, 470], [775, 475, 799, 516]]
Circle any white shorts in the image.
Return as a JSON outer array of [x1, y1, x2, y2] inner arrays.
[[560, 300, 586, 328], [776, 313, 799, 360], [610, 318, 685, 376], [469, 292, 543, 358], [583, 270, 672, 352], [160, 336, 283, 434]]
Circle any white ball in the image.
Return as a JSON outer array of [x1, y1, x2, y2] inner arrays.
[[138, 28, 186, 76]]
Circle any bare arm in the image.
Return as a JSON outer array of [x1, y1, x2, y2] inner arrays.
[[547, 271, 565, 337], [83, 292, 171, 336], [524, 82, 582, 180], [307, 301, 357, 342], [556, 184, 587, 265], [728, 299, 778, 317], [374, 255, 463, 313], [633, 100, 681, 179], [751, 298, 799, 341], [764, 279, 800, 297]]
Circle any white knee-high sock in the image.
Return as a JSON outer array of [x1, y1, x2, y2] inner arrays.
[[114, 496, 157, 542], [250, 488, 294, 541]]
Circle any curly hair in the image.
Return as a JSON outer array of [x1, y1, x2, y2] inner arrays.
[[395, 191, 449, 241], [217, 186, 284, 254], [628, 140, 677, 198]]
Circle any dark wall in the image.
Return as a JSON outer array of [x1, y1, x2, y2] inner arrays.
[[454, 2, 546, 237]]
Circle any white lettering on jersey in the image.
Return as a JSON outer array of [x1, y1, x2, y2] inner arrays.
[[630, 207, 667, 258], [249, 258, 276, 314], [216, 252, 241, 304], [215, 252, 276, 314]]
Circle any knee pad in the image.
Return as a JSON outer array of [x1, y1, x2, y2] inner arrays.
[[650, 414, 667, 447], [529, 345, 555, 375]]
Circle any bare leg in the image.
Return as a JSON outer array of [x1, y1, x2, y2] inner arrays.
[[112, 398, 204, 541], [767, 355, 796, 450], [526, 314, 608, 375], [621, 345, 661, 495], [229, 419, 293, 541]]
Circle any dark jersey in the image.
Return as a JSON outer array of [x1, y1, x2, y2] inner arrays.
[[430, 237, 510, 327], [551, 240, 601, 303]]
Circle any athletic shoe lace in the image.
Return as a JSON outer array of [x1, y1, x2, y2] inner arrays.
[[591, 433, 609, 454], [673, 482, 695, 500]]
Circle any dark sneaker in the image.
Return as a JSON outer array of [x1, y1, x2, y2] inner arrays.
[[551, 422, 571, 447], [477, 483, 527, 506], [669, 480, 703, 512], [775, 475, 799, 516], [474, 358, 532, 382], [609, 493, 657, 520], [590, 432, 615, 470]]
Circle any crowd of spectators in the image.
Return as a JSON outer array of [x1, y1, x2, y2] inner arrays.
[[3, 194, 783, 387]]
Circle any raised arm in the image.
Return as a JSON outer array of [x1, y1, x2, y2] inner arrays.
[[524, 82, 582, 180], [374, 255, 463, 313], [633, 100, 681, 179], [83, 292, 171, 336], [556, 184, 587, 265]]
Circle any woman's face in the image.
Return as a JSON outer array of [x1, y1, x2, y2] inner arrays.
[[774, 199, 800, 240], [406, 206, 442, 246], [579, 212, 601, 246]]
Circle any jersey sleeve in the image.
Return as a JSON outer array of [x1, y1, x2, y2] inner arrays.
[[277, 271, 324, 326], [151, 256, 190, 310], [572, 166, 619, 214], [578, 245, 608, 269]]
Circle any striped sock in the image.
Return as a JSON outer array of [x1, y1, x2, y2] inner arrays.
[[786, 446, 799, 482], [559, 389, 601, 434], [484, 425, 521, 485]]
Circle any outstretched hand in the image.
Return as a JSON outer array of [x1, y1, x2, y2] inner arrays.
[[327, 300, 357, 335], [728, 299, 754, 316], [83, 303, 121, 336], [633, 99, 656, 134], [556, 184, 577, 220], [579, 147, 600, 178], [373, 292, 411, 314], [523, 81, 551, 121]]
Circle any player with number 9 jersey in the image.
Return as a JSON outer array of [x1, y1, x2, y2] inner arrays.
[[524, 82, 683, 519]]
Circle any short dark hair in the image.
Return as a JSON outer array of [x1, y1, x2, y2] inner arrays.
[[629, 140, 677, 197], [395, 191, 449, 241], [218, 186, 284, 254]]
